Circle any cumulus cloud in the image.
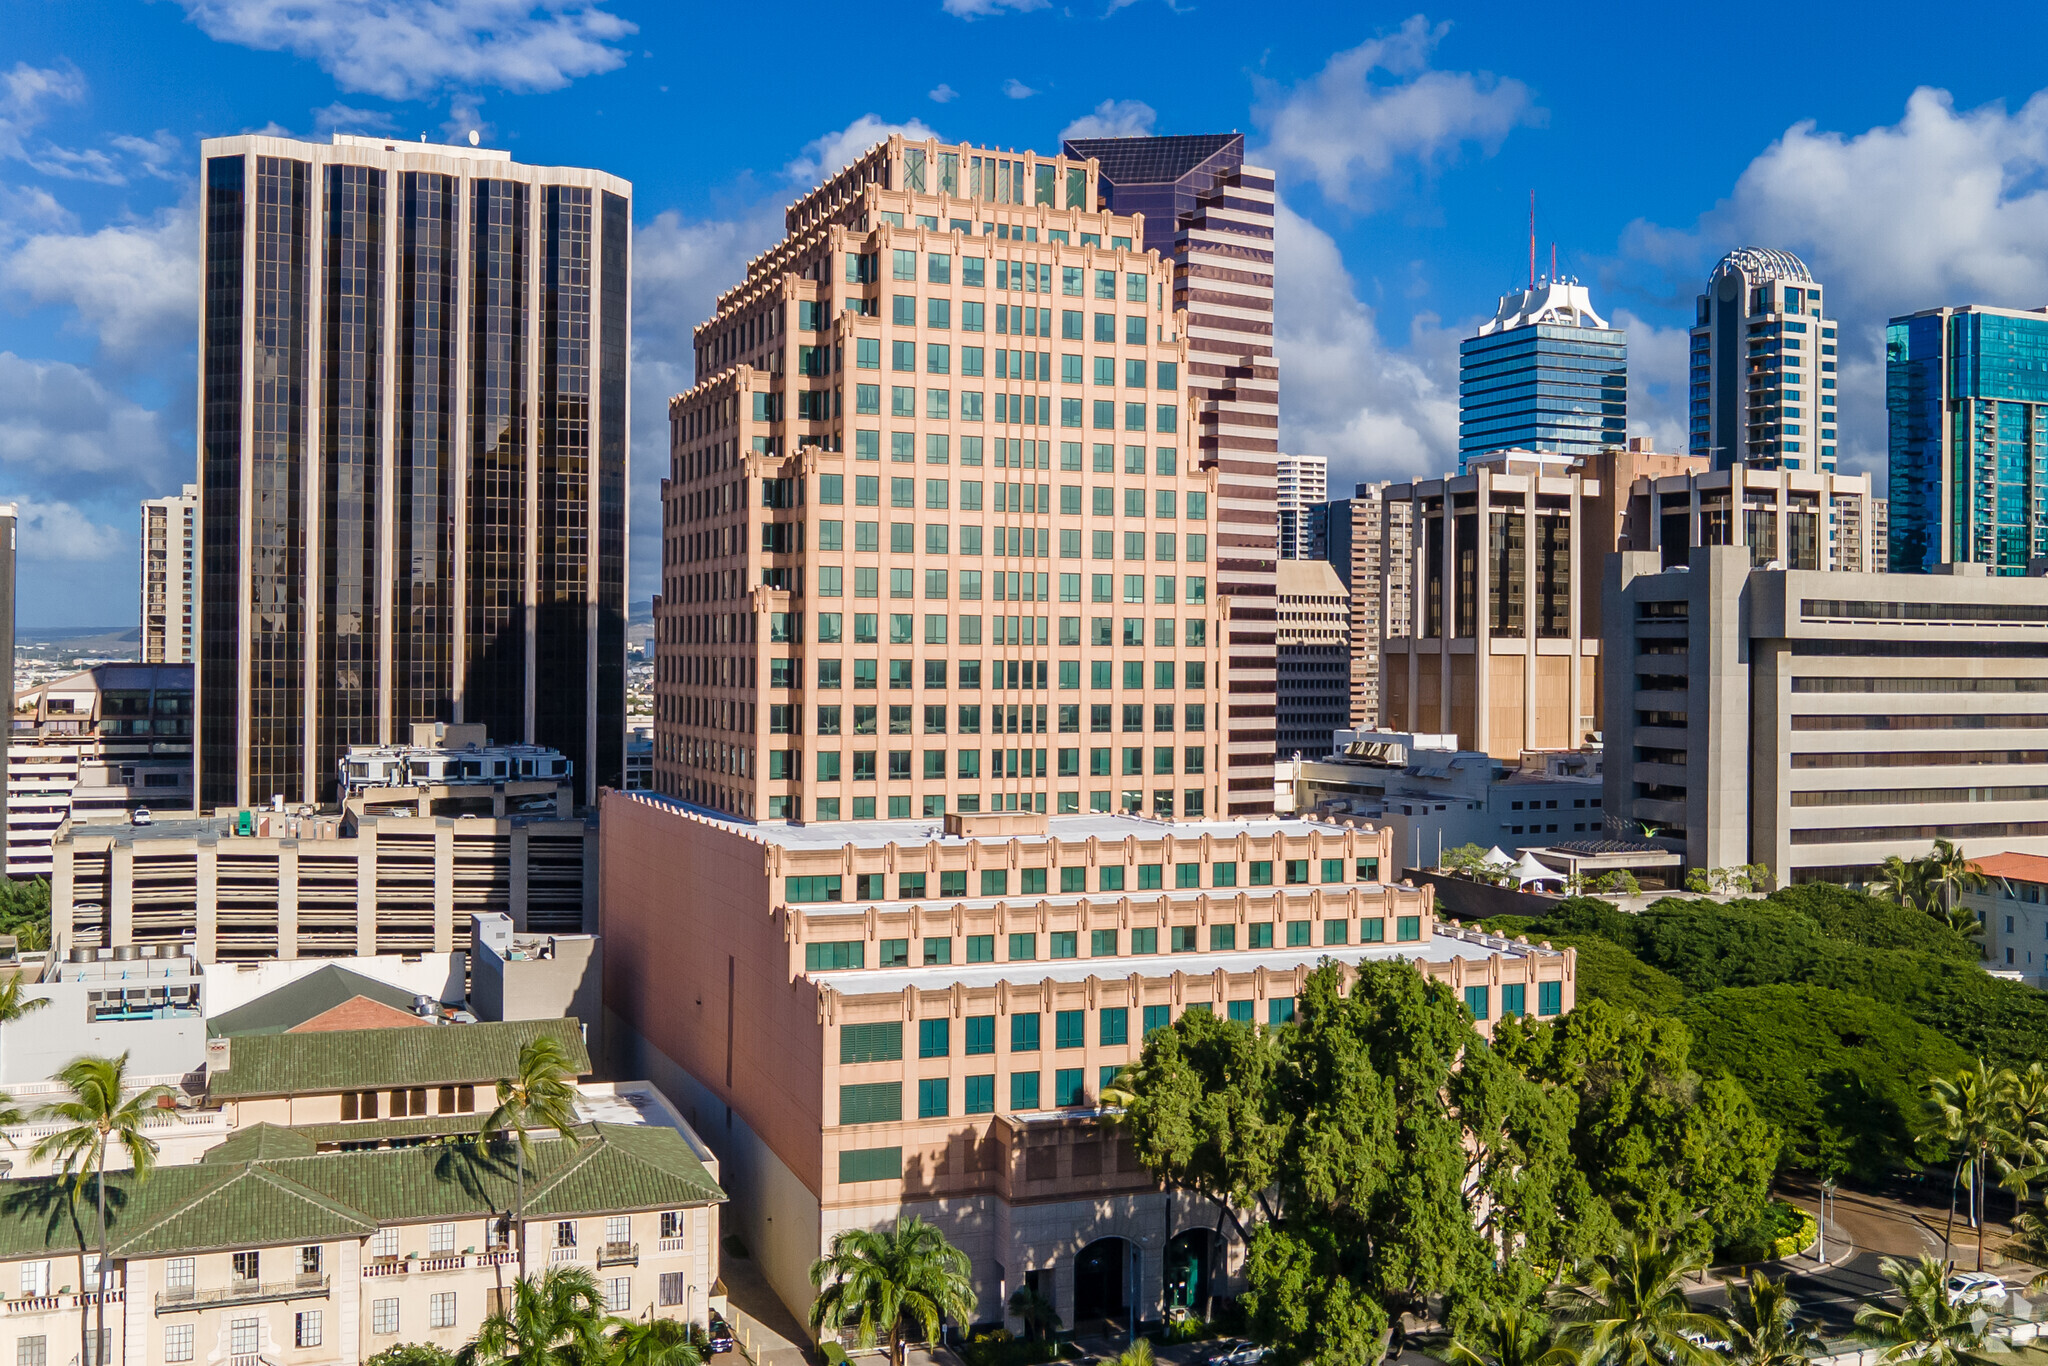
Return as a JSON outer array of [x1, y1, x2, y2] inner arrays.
[[0, 204, 198, 364], [1621, 85, 2048, 474], [10, 498, 126, 562], [1002, 78, 1038, 100], [1256, 15, 1538, 210], [1608, 309, 1691, 454], [940, 0, 1048, 16], [0, 353, 179, 496], [928, 83, 959, 104], [0, 62, 85, 163], [177, 0, 637, 101], [1273, 199, 1459, 483], [439, 95, 494, 146], [1060, 98, 1156, 141], [314, 102, 399, 135], [783, 114, 940, 185]]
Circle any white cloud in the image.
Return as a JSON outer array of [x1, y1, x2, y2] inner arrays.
[[1255, 15, 1538, 210], [783, 114, 940, 185], [314, 102, 399, 135], [940, 0, 1048, 16], [1273, 199, 1458, 483], [1060, 98, 1155, 141], [1622, 85, 2048, 475], [109, 131, 185, 181], [0, 353, 179, 495], [1609, 309, 1690, 454], [0, 62, 84, 163], [440, 96, 494, 146], [0, 204, 198, 364], [1003, 78, 1038, 100], [178, 0, 637, 101], [9, 498, 125, 562], [928, 83, 959, 104]]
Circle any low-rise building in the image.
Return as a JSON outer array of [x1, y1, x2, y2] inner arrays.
[[1605, 547, 2048, 883], [1620, 463, 1876, 574], [1965, 852, 2048, 985], [9, 664, 194, 877], [51, 728, 593, 963], [599, 794, 1575, 1340]]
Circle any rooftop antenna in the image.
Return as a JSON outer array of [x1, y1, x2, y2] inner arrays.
[[1528, 190, 1536, 292], [1550, 241, 1557, 285]]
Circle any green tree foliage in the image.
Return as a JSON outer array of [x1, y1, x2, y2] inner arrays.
[[368, 1347, 456, 1366], [1448, 1305, 1576, 1366], [456, 1267, 608, 1366], [808, 1216, 976, 1366], [1674, 986, 1970, 1178], [1493, 1001, 1778, 1254], [1547, 1229, 1726, 1366], [605, 1317, 701, 1366], [1717, 1272, 1821, 1366], [1854, 1256, 2006, 1366], [0, 878, 51, 952]]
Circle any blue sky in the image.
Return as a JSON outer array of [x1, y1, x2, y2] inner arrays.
[[9, 0, 2048, 625]]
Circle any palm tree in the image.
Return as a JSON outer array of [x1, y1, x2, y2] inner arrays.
[[605, 1316, 701, 1366], [0, 974, 51, 1026], [1854, 1256, 2004, 1366], [458, 1266, 609, 1366], [1450, 1305, 1578, 1366], [30, 1053, 171, 1366], [1549, 1229, 1726, 1366], [808, 1216, 976, 1366], [1923, 840, 1989, 920], [1871, 855, 1929, 912], [1718, 1272, 1822, 1366], [1008, 1284, 1062, 1344], [1113, 1340, 1156, 1366], [479, 1035, 582, 1278], [1925, 1063, 2020, 1269]]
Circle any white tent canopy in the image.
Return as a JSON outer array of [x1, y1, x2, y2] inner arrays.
[[1482, 846, 1514, 868], [1510, 852, 1563, 887]]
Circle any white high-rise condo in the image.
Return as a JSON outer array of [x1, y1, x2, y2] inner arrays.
[[194, 134, 631, 809], [1689, 249, 1838, 472], [141, 485, 197, 663], [1275, 454, 1327, 561]]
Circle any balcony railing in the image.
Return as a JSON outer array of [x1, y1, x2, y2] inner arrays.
[[596, 1243, 638, 1268], [476, 1251, 517, 1267], [548, 1247, 579, 1263], [656, 1238, 688, 1254], [5, 1296, 59, 1314], [156, 1275, 329, 1315]]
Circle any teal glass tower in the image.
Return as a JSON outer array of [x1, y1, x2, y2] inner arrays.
[[1458, 277, 1626, 470], [1887, 305, 2048, 575]]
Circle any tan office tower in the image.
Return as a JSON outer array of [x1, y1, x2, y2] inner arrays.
[[141, 484, 197, 663], [658, 137, 1227, 822], [1064, 134, 1279, 816], [195, 134, 631, 811]]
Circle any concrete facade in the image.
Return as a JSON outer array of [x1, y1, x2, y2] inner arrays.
[[1274, 559, 1349, 760], [1690, 249, 1838, 472], [1967, 851, 2048, 986], [1605, 547, 2048, 882], [1275, 455, 1326, 562], [658, 135, 1230, 826], [599, 791, 1575, 1338]]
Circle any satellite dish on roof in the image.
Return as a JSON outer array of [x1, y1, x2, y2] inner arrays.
[[468, 130, 480, 147]]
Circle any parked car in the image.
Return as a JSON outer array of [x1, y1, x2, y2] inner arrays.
[[131, 807, 152, 826], [1207, 1343, 1268, 1365], [1946, 1272, 2007, 1307], [1681, 1330, 1730, 1353], [706, 1313, 735, 1353]]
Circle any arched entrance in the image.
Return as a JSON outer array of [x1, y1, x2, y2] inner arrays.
[[1072, 1237, 1130, 1333], [1163, 1228, 1212, 1318]]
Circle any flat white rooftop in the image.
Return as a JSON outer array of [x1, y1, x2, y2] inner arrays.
[[641, 794, 1379, 851], [820, 927, 1560, 997]]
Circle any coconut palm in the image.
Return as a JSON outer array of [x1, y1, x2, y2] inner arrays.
[[30, 1054, 171, 1366], [604, 1316, 701, 1366], [1926, 1063, 2021, 1269], [1450, 1305, 1578, 1366], [1871, 855, 1929, 913], [1549, 1229, 1725, 1366], [808, 1216, 976, 1366], [457, 1266, 609, 1366], [1112, 1340, 1156, 1366], [1718, 1272, 1823, 1366], [1008, 1284, 1062, 1344], [480, 1034, 583, 1277], [1923, 840, 1989, 920], [1854, 1256, 2005, 1366], [0, 973, 51, 1026]]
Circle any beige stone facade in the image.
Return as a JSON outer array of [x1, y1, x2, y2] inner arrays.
[[656, 136, 1229, 825], [599, 790, 1575, 1337]]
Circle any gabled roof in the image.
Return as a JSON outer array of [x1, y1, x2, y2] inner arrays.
[[208, 965, 426, 1038], [202, 1123, 319, 1163], [0, 1123, 723, 1260], [207, 1018, 590, 1100]]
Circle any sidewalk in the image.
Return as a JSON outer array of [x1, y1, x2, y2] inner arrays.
[[717, 1243, 819, 1366]]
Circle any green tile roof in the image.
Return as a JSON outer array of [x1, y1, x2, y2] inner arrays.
[[289, 1114, 489, 1147], [207, 1018, 590, 1099], [207, 966, 427, 1038], [0, 1123, 722, 1261], [201, 1124, 319, 1163]]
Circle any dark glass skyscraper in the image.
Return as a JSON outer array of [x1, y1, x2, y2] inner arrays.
[[1458, 278, 1625, 468], [1887, 305, 2048, 575], [196, 134, 630, 809]]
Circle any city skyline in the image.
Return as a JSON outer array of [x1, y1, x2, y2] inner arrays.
[[12, 2, 2048, 624]]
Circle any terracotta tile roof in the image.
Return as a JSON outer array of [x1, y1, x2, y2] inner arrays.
[[1970, 853, 2048, 884]]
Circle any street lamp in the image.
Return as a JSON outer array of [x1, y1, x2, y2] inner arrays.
[[1818, 1179, 1836, 1264]]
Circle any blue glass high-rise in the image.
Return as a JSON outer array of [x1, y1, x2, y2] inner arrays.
[[1887, 305, 2048, 574], [1458, 279, 1625, 470]]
